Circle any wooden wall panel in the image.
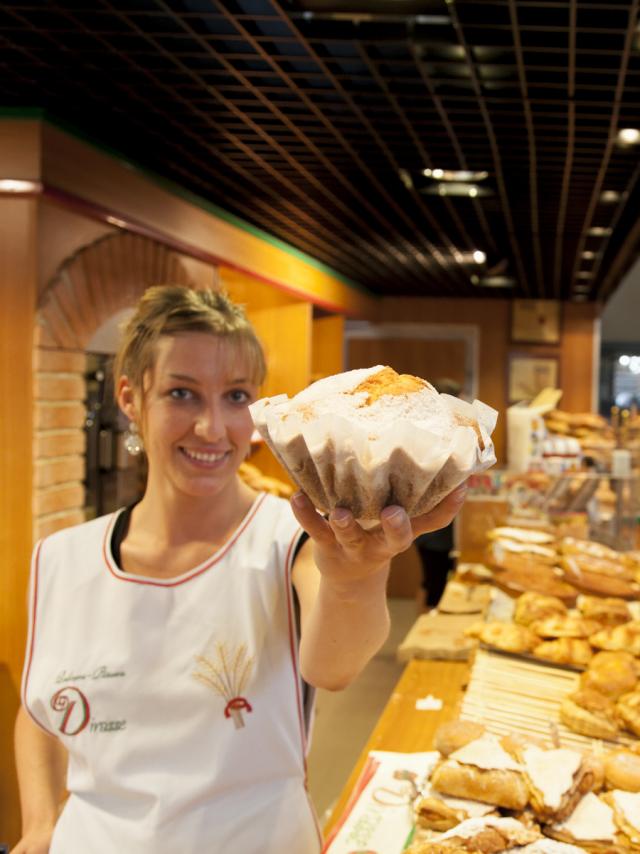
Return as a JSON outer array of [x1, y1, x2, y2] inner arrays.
[[248, 302, 312, 483], [0, 119, 41, 179], [0, 198, 38, 845], [560, 302, 600, 413], [374, 298, 510, 464], [312, 315, 344, 381], [348, 338, 467, 389]]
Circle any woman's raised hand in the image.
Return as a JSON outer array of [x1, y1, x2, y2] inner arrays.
[[290, 483, 467, 586]]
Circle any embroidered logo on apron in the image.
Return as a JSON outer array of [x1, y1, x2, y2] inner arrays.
[[192, 641, 254, 729], [50, 686, 91, 735]]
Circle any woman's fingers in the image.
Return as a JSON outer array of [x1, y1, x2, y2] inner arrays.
[[290, 492, 335, 545], [327, 508, 364, 549], [379, 506, 413, 553], [411, 483, 468, 537]]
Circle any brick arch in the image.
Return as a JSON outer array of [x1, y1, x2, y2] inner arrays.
[[33, 231, 217, 541]]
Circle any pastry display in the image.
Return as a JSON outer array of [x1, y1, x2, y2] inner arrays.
[[529, 615, 601, 640], [560, 557, 640, 600], [406, 815, 540, 853], [601, 790, 640, 849], [617, 691, 640, 738], [576, 596, 632, 627], [434, 719, 487, 758], [603, 750, 640, 792], [430, 735, 529, 810], [465, 621, 540, 654], [589, 622, 640, 656], [546, 792, 620, 851], [579, 651, 639, 699], [532, 638, 593, 668], [560, 689, 622, 741], [514, 592, 568, 627], [249, 365, 497, 521], [519, 746, 595, 823], [414, 786, 498, 832], [488, 527, 556, 546]]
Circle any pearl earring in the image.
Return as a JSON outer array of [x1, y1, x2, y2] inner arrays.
[[123, 422, 144, 456]]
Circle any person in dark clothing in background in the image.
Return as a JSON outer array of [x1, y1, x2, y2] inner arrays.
[[415, 377, 462, 611]]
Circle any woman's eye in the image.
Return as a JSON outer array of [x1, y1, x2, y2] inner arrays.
[[228, 389, 251, 404], [169, 388, 194, 401]]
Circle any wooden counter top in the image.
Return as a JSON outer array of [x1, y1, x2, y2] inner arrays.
[[323, 658, 470, 837]]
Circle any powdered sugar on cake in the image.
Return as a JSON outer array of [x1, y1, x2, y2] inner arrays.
[[290, 366, 456, 438]]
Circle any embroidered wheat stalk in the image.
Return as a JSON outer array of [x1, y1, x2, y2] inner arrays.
[[193, 642, 254, 729]]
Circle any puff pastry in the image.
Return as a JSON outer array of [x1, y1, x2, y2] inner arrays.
[[576, 595, 632, 627], [532, 638, 593, 668], [466, 621, 540, 654], [430, 760, 529, 811], [589, 621, 640, 657], [560, 553, 636, 582], [560, 557, 640, 599], [529, 615, 601, 639], [488, 527, 555, 545], [414, 785, 497, 832], [406, 815, 539, 853], [510, 744, 596, 823], [514, 592, 568, 627], [434, 719, 487, 757], [604, 750, 640, 792], [580, 651, 639, 699], [546, 792, 621, 852], [601, 790, 640, 849], [617, 690, 640, 737], [559, 690, 621, 740]]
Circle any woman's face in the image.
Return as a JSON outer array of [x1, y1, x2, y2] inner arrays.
[[126, 332, 258, 501]]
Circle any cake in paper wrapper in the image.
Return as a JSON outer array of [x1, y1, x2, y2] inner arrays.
[[249, 366, 497, 522]]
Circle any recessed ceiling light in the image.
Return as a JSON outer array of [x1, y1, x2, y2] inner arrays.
[[422, 168, 489, 182], [471, 274, 516, 288], [581, 251, 597, 259], [572, 293, 589, 302], [422, 182, 492, 197], [0, 179, 41, 193], [573, 284, 591, 292], [398, 168, 414, 190], [600, 190, 624, 203], [577, 272, 593, 279], [617, 128, 640, 145], [587, 226, 612, 237], [472, 250, 486, 264]]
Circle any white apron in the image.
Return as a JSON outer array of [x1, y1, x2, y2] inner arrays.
[[22, 492, 321, 853]]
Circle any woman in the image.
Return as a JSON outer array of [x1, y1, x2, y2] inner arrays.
[[15, 285, 466, 853]]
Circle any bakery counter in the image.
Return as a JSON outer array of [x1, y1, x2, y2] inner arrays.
[[322, 659, 469, 839]]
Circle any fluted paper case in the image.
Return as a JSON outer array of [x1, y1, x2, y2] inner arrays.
[[249, 367, 498, 523]]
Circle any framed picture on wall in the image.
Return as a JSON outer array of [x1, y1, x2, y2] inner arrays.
[[508, 355, 559, 403], [511, 299, 561, 344]]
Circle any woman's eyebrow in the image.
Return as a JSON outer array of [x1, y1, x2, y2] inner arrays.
[[168, 372, 199, 383]]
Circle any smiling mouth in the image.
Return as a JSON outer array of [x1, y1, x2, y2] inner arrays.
[[181, 447, 230, 465]]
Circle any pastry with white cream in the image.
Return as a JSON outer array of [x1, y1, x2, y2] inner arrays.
[[601, 790, 640, 849], [430, 735, 529, 811], [406, 815, 540, 853], [546, 792, 622, 851], [511, 745, 596, 823]]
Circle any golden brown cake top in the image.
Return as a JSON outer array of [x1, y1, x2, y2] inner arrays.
[[351, 366, 428, 405]]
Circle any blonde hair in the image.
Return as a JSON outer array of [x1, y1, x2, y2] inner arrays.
[[114, 285, 266, 394]]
